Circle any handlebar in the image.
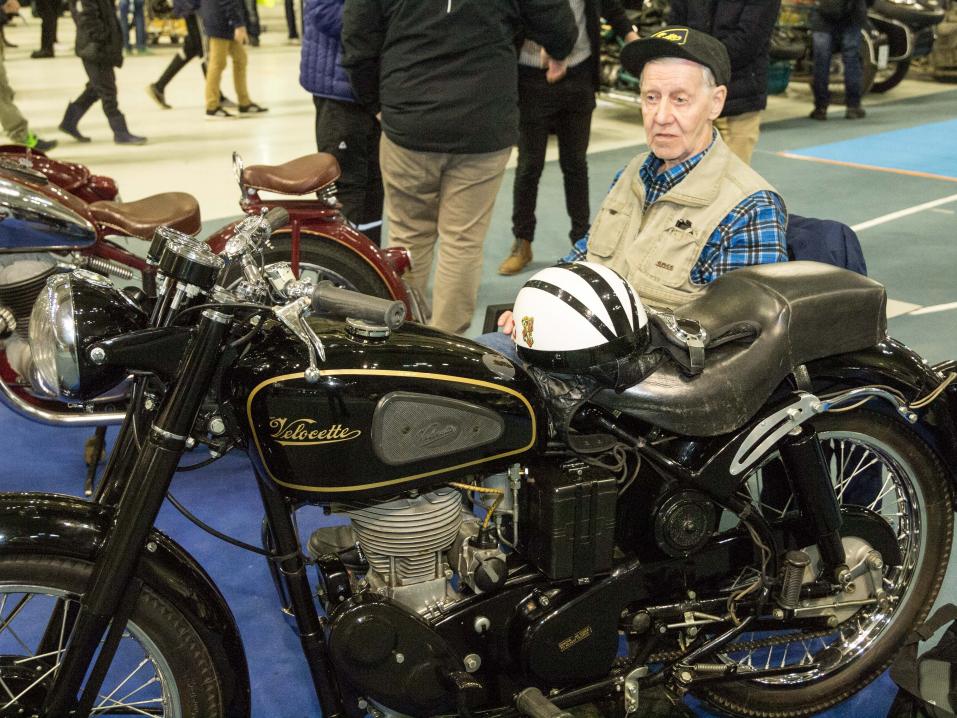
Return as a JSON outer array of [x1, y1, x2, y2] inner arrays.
[[262, 206, 289, 233], [311, 281, 406, 330]]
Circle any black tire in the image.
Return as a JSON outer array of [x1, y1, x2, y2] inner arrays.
[[227, 229, 393, 299], [0, 554, 223, 717], [871, 60, 911, 93], [700, 411, 953, 717]]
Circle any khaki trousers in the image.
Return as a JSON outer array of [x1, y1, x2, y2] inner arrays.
[[380, 134, 511, 334], [715, 111, 763, 165], [204, 38, 251, 110], [0, 46, 28, 144]]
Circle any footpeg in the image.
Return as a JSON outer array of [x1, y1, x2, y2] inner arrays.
[[515, 687, 573, 718]]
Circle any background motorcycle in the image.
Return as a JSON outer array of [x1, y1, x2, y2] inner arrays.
[[868, 0, 947, 92], [0, 150, 420, 424], [0, 190, 956, 717]]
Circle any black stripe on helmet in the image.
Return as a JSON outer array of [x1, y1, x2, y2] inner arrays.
[[560, 263, 634, 340], [524, 280, 618, 342]]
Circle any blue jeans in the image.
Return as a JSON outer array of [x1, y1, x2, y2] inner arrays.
[[119, 0, 146, 51], [812, 25, 863, 109], [474, 331, 520, 363]]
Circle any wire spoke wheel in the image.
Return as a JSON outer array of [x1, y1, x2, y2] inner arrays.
[[0, 556, 223, 717], [700, 411, 952, 717]]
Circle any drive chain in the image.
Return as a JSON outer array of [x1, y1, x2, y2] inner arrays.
[[648, 628, 835, 664]]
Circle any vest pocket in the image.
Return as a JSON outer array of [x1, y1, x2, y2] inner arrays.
[[587, 205, 630, 259], [638, 225, 703, 289]]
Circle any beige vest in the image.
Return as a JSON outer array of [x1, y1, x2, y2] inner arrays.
[[586, 133, 777, 310]]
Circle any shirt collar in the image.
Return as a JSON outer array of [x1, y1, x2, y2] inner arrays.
[[639, 128, 718, 193]]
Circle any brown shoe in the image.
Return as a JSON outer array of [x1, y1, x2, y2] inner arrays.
[[498, 239, 533, 276]]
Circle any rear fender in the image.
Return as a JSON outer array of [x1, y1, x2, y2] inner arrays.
[[803, 338, 957, 496], [0, 493, 251, 718]]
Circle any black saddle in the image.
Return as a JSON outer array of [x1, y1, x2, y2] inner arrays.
[[590, 262, 887, 437]]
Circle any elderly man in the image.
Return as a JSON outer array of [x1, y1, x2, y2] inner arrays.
[[495, 27, 786, 340]]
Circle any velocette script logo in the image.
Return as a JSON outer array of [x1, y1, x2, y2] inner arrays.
[[269, 417, 362, 446]]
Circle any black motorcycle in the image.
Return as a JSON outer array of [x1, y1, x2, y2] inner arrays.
[[869, 0, 948, 92], [0, 195, 956, 717]]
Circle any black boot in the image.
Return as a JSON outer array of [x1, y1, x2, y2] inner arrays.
[[150, 55, 188, 108], [108, 114, 147, 145], [59, 102, 91, 142]]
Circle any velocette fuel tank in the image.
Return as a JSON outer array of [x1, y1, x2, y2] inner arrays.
[[226, 319, 547, 501]]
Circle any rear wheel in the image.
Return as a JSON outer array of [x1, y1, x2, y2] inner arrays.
[[871, 60, 911, 93], [226, 229, 393, 299], [0, 554, 223, 716], [700, 411, 953, 717]]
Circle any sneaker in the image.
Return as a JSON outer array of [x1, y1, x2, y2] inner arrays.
[[845, 106, 867, 120], [238, 103, 268, 114], [30, 48, 53, 58], [206, 106, 234, 119], [498, 239, 533, 276], [30, 136, 57, 152], [147, 83, 171, 109], [809, 107, 827, 121]]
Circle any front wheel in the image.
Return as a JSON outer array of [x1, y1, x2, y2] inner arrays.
[[0, 554, 224, 717], [700, 411, 953, 717]]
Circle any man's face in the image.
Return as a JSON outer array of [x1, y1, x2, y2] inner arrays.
[[640, 59, 727, 170]]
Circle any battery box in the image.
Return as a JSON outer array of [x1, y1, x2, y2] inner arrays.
[[521, 458, 617, 584]]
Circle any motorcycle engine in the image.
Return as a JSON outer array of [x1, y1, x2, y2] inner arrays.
[[0, 255, 58, 378], [0, 255, 58, 342], [344, 486, 470, 615]]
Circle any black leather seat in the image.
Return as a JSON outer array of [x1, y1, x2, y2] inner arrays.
[[591, 262, 887, 437]]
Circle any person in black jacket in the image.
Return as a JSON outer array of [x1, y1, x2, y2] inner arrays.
[[58, 0, 146, 144], [342, 0, 577, 335], [809, 0, 871, 119], [499, 0, 638, 276], [669, 0, 780, 164]]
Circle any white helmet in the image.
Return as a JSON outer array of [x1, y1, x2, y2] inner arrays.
[[512, 262, 650, 386]]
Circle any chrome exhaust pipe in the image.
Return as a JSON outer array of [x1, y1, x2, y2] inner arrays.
[[0, 374, 125, 426]]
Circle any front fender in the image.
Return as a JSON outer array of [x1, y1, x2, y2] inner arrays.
[[0, 492, 251, 718]]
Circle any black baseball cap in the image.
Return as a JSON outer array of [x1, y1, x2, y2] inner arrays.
[[620, 27, 731, 87]]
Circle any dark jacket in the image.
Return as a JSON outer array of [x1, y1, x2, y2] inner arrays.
[[342, 0, 578, 155], [809, 0, 871, 32], [300, 0, 354, 102], [71, 0, 124, 67], [561, 0, 635, 90], [199, 0, 245, 39], [669, 0, 781, 117], [172, 0, 200, 18]]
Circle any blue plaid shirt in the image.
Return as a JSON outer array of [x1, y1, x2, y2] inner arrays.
[[564, 136, 787, 284]]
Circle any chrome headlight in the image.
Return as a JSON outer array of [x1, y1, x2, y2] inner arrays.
[[29, 270, 146, 400]]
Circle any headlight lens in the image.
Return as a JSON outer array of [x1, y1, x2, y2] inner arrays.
[[28, 270, 146, 400], [29, 273, 78, 397]]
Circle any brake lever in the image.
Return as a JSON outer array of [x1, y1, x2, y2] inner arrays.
[[274, 297, 325, 383]]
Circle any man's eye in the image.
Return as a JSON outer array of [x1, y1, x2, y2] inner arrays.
[[643, 94, 658, 103]]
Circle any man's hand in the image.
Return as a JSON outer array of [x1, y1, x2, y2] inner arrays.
[[234, 26, 248, 44], [2, 0, 20, 14], [497, 310, 515, 336], [539, 47, 568, 84]]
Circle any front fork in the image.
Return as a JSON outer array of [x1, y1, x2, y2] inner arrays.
[[40, 310, 232, 717], [779, 424, 848, 579]]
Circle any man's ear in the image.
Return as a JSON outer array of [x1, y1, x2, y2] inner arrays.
[[709, 85, 728, 120]]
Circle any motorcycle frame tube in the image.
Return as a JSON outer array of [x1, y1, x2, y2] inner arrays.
[[41, 311, 233, 715], [869, 13, 913, 61], [256, 476, 346, 718], [0, 373, 126, 426], [0, 492, 251, 717]]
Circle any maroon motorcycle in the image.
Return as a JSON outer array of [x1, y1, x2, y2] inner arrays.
[[0, 147, 420, 450]]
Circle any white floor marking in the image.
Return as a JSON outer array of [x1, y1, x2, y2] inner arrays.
[[886, 299, 924, 318], [931, 208, 956, 215], [910, 301, 957, 316], [852, 193, 957, 232]]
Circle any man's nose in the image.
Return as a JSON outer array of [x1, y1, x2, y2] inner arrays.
[[654, 100, 673, 124]]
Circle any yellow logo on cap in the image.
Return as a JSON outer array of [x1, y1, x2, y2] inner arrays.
[[652, 28, 689, 45]]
